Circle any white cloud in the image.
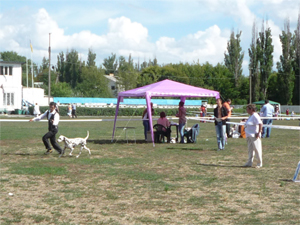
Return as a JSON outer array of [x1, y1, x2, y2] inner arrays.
[[1, 1, 298, 75], [0, 8, 230, 68], [156, 25, 228, 64]]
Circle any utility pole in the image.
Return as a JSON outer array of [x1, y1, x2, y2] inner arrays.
[[249, 68, 252, 104], [26, 57, 28, 88], [48, 33, 51, 104]]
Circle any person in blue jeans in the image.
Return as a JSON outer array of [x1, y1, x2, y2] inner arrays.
[[260, 100, 274, 138], [142, 103, 154, 141], [213, 98, 228, 151], [176, 101, 187, 143]]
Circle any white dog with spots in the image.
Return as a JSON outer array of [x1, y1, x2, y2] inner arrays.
[[57, 131, 91, 158]]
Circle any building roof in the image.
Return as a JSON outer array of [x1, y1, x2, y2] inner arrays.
[[104, 75, 118, 82], [0, 60, 26, 65]]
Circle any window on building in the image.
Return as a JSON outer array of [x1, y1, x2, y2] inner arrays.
[[9, 66, 12, 75], [0, 66, 3, 75], [4, 67, 8, 75], [3, 93, 14, 106], [11, 93, 14, 105], [7, 93, 10, 105], [3, 93, 6, 105], [111, 86, 115, 90]]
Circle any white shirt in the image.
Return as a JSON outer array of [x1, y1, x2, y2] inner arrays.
[[244, 112, 262, 138], [33, 110, 60, 126], [33, 104, 40, 115], [260, 103, 274, 117]]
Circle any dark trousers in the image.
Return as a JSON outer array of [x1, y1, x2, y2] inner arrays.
[[226, 119, 231, 137], [42, 129, 63, 153], [72, 109, 77, 118], [143, 120, 150, 139]]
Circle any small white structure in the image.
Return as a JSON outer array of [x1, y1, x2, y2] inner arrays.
[[104, 73, 124, 97], [23, 87, 50, 106], [0, 61, 23, 112]]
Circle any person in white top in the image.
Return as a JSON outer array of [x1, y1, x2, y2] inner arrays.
[[33, 103, 40, 117], [29, 102, 63, 156], [243, 104, 263, 168]]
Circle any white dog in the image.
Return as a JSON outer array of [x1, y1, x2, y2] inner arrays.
[[57, 131, 91, 158]]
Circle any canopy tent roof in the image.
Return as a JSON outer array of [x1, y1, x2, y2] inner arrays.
[[118, 79, 220, 98], [112, 79, 220, 146], [253, 100, 280, 105]]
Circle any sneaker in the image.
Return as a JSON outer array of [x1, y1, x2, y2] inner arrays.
[[255, 166, 262, 169], [45, 149, 53, 155], [243, 163, 252, 167]]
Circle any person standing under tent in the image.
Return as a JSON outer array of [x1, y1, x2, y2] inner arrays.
[[260, 100, 274, 138], [33, 103, 40, 117], [29, 102, 63, 156], [286, 108, 289, 115], [223, 99, 232, 138], [72, 103, 77, 118], [214, 98, 228, 151], [142, 102, 154, 141], [243, 104, 263, 168], [176, 101, 187, 143]]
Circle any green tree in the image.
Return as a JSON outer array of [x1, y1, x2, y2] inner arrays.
[[87, 48, 96, 68], [248, 21, 260, 102], [138, 65, 161, 87], [267, 72, 281, 101], [117, 56, 138, 91], [257, 21, 274, 100], [76, 67, 111, 97], [102, 53, 117, 74], [277, 19, 295, 104], [292, 13, 300, 105], [57, 52, 65, 82], [186, 62, 206, 88], [158, 64, 188, 84], [224, 30, 244, 87], [64, 49, 80, 88], [51, 82, 73, 97]]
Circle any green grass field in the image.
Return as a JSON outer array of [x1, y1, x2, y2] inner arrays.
[[0, 116, 299, 224]]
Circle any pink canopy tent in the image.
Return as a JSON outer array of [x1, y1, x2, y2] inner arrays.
[[112, 79, 220, 146]]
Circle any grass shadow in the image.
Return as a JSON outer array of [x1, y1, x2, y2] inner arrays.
[[167, 147, 211, 151], [1, 152, 41, 156], [88, 139, 148, 145], [196, 162, 244, 168], [278, 179, 294, 182]]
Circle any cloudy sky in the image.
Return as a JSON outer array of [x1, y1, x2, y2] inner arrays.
[[0, 0, 299, 75]]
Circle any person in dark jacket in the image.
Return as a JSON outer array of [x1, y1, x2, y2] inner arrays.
[[29, 102, 63, 156], [214, 98, 228, 151]]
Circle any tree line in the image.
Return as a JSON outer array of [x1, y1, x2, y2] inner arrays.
[[0, 13, 299, 105]]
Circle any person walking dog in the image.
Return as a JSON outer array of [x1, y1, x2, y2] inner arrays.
[[29, 102, 63, 156]]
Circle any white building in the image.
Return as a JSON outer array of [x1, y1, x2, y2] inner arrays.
[[23, 87, 51, 106], [0, 61, 23, 112], [104, 73, 124, 97]]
